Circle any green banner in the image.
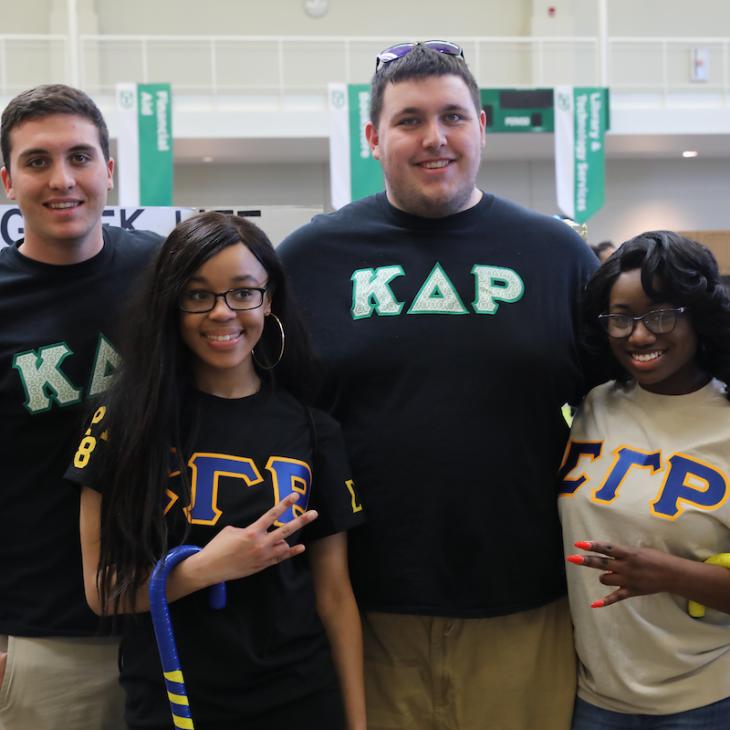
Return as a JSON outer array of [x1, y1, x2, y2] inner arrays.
[[555, 86, 608, 224], [480, 87, 609, 134], [347, 84, 384, 203], [480, 88, 555, 132], [137, 83, 173, 206]]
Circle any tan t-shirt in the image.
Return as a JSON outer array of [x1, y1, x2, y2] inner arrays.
[[559, 379, 730, 714]]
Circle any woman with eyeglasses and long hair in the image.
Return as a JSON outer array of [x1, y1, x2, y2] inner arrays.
[[558, 230, 730, 729], [65, 212, 366, 730]]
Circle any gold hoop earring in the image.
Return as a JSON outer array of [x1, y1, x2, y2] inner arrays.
[[252, 313, 285, 370]]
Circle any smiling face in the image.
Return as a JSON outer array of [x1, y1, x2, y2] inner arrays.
[[179, 242, 272, 398], [365, 74, 486, 218], [607, 268, 707, 395], [1, 113, 113, 264]]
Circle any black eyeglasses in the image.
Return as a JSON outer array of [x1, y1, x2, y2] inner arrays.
[[598, 307, 689, 338], [375, 40, 465, 72], [178, 286, 268, 314]]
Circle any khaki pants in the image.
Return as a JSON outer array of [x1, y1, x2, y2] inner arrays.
[[363, 597, 576, 730], [0, 634, 124, 730]]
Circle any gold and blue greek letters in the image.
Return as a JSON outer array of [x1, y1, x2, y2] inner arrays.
[[651, 454, 729, 520], [175, 453, 313, 526], [266, 456, 312, 525], [559, 439, 729, 519], [558, 441, 602, 495], [72, 406, 107, 468], [592, 447, 661, 503], [185, 454, 263, 525]]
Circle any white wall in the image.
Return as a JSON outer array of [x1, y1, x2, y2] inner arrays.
[[477, 157, 730, 246], [70, 0, 730, 39], [1, 0, 53, 33], [606, 0, 730, 37], [95, 0, 531, 37], [168, 161, 329, 208], [89, 156, 730, 248]]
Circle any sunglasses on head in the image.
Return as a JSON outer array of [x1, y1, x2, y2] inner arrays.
[[375, 40, 465, 72]]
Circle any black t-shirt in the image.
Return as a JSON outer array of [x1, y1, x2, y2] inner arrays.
[[279, 192, 598, 618], [0, 227, 160, 637], [65, 386, 365, 727]]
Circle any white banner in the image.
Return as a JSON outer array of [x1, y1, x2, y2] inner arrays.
[[554, 86, 576, 220], [116, 83, 141, 207], [328, 83, 351, 210], [328, 83, 384, 210]]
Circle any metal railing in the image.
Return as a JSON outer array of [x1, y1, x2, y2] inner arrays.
[[0, 33, 728, 107], [76, 34, 601, 97], [609, 36, 729, 104], [0, 34, 68, 94]]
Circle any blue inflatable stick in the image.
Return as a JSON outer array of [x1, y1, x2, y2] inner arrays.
[[149, 545, 227, 729]]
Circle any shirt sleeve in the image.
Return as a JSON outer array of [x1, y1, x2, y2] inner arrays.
[[303, 408, 366, 542], [63, 402, 111, 493]]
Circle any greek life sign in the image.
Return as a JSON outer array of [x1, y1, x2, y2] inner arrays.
[[116, 83, 174, 206], [554, 87, 608, 224], [0, 206, 322, 249], [328, 83, 384, 209], [0, 207, 193, 247]]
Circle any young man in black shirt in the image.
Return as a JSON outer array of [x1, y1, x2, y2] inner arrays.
[[280, 43, 597, 729], [0, 84, 160, 730]]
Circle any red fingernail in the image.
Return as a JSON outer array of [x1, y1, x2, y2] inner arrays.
[[591, 600, 606, 608], [574, 541, 592, 550], [567, 555, 585, 565]]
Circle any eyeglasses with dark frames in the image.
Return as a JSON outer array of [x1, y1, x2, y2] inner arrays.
[[178, 286, 268, 314], [598, 307, 689, 339], [375, 40, 465, 72]]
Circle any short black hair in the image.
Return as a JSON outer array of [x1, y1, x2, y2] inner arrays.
[[1, 84, 110, 170], [582, 230, 730, 398], [369, 44, 481, 128]]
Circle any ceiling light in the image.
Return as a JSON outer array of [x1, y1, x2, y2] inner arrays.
[[682, 150, 699, 158]]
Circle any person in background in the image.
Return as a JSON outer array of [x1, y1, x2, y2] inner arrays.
[[280, 41, 597, 730], [591, 240, 616, 263], [0, 84, 161, 730], [560, 230, 730, 729]]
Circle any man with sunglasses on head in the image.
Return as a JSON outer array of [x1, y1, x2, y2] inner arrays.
[[0, 84, 160, 730], [280, 42, 597, 730]]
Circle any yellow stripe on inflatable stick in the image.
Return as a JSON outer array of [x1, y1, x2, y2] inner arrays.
[[150, 545, 228, 729], [688, 553, 730, 618]]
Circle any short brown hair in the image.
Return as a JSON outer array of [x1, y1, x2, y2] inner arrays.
[[369, 44, 481, 128], [1, 84, 110, 170]]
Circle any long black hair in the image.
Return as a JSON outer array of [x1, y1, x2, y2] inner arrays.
[[95, 212, 316, 614], [582, 230, 730, 398]]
